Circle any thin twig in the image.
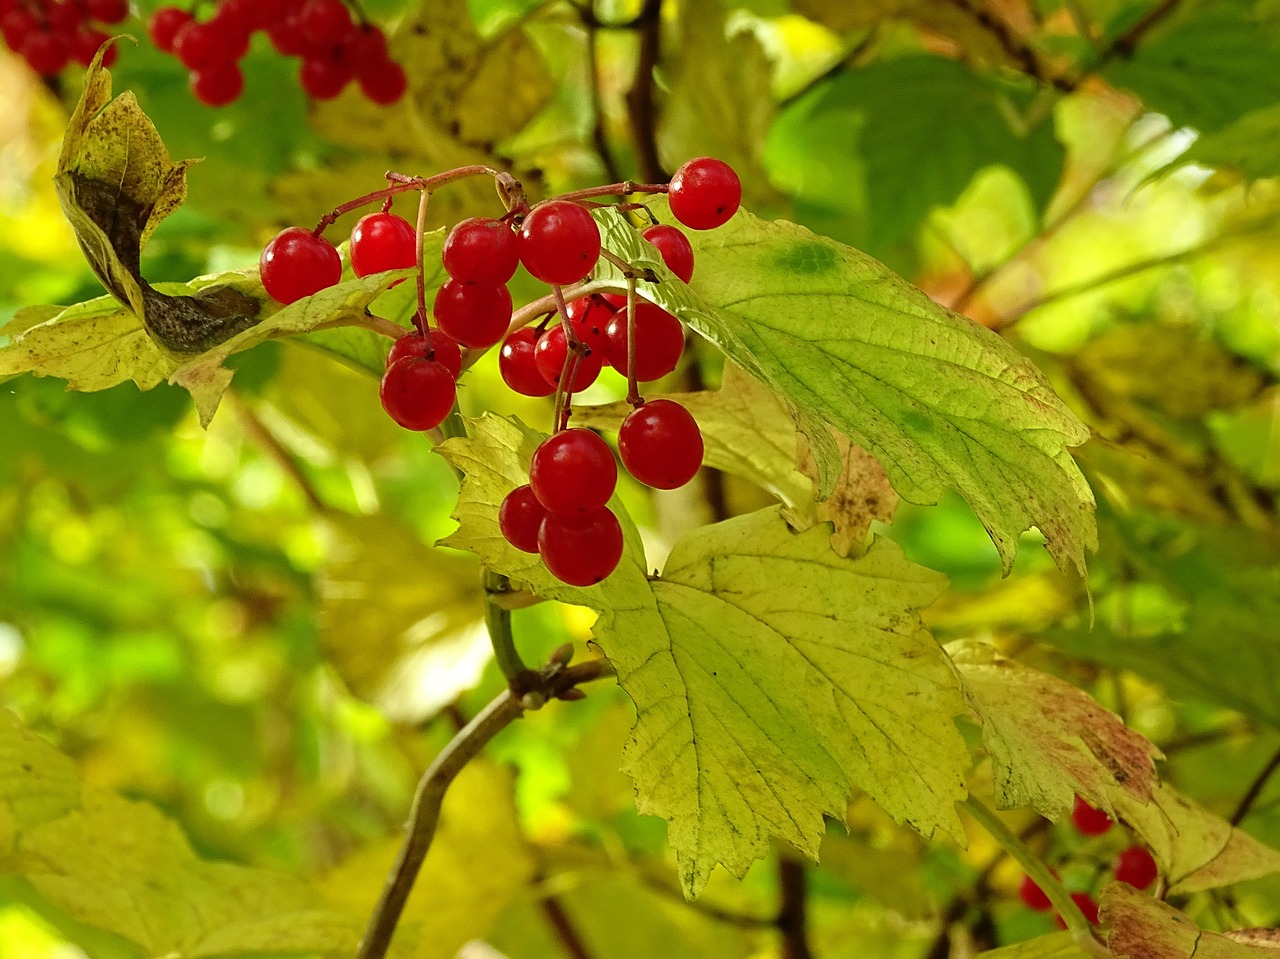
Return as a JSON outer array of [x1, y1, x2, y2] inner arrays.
[[540, 896, 595, 959], [776, 856, 813, 959], [1231, 746, 1280, 826], [484, 570, 531, 681], [355, 656, 615, 959]]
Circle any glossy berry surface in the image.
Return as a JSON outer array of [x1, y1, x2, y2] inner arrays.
[[518, 200, 601, 285], [605, 302, 685, 381], [379, 357, 456, 431], [530, 429, 617, 514], [499, 328, 555, 397], [539, 507, 623, 586], [386, 330, 462, 380], [642, 224, 695, 283], [191, 62, 244, 107], [1114, 846, 1158, 889], [443, 218, 520, 285], [619, 400, 703, 490], [350, 212, 417, 277], [668, 157, 741, 231], [431, 279, 512, 350], [564, 295, 615, 352], [259, 227, 342, 304], [1017, 875, 1052, 912], [499, 485, 547, 554], [1070, 796, 1113, 837], [534, 325, 603, 393]]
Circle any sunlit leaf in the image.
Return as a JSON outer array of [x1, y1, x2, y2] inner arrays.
[[0, 711, 79, 854], [950, 640, 1161, 821], [592, 204, 1096, 577], [974, 931, 1089, 958]]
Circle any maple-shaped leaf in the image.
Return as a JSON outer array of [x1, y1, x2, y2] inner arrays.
[[439, 415, 969, 897], [949, 640, 1162, 821], [591, 203, 1096, 579], [1102, 882, 1279, 959]]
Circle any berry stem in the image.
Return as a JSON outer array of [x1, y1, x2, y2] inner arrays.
[[625, 274, 641, 406], [554, 181, 669, 203], [960, 799, 1108, 957], [312, 165, 502, 235], [413, 183, 432, 332], [550, 284, 582, 432], [484, 570, 530, 681], [598, 247, 659, 283]]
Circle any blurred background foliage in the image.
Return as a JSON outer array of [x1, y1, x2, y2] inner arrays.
[[3, 0, 1280, 956]]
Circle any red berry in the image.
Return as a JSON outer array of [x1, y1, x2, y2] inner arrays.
[[342, 22, 386, 64], [350, 212, 417, 277], [605, 302, 685, 381], [148, 6, 191, 51], [358, 57, 406, 105], [1054, 892, 1099, 928], [1114, 846, 1158, 890], [442, 217, 519, 285], [84, 0, 128, 24], [564, 294, 615, 351], [267, 15, 308, 55], [1017, 875, 1053, 912], [1071, 796, 1113, 837], [21, 31, 70, 76], [386, 330, 461, 380], [190, 61, 244, 106], [299, 55, 352, 99], [518, 200, 601, 285], [1, 7, 38, 49], [379, 356, 456, 431], [534, 325, 602, 393], [499, 328, 555, 397], [668, 157, 741, 230], [259, 227, 342, 304], [539, 507, 623, 586], [641, 224, 695, 283], [499, 485, 547, 553], [212, 0, 256, 34], [530, 429, 617, 514], [46, 1, 83, 33], [431, 279, 512, 350], [70, 28, 115, 67], [618, 399, 703, 490], [173, 21, 233, 70], [297, 0, 350, 48]]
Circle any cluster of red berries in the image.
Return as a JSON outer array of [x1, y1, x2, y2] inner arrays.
[[0, 0, 126, 77], [147, 0, 405, 108], [257, 157, 742, 586], [1017, 796, 1159, 927]]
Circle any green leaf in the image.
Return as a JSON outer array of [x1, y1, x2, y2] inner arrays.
[[1183, 104, 1280, 181], [975, 931, 1090, 959], [1107, 781, 1280, 894], [0, 711, 80, 854], [766, 55, 1063, 255], [17, 792, 361, 958], [439, 416, 970, 896], [1101, 881, 1278, 959], [592, 204, 1096, 577], [602, 511, 968, 895], [949, 640, 1161, 821], [1102, 7, 1280, 134]]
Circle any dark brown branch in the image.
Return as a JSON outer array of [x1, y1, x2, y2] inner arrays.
[[540, 896, 595, 959], [624, 0, 666, 184], [777, 856, 813, 959], [942, 0, 1073, 91], [355, 656, 615, 959], [1231, 746, 1280, 826], [1101, 0, 1182, 64]]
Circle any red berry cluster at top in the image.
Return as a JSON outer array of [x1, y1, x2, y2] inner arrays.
[[147, 0, 406, 108], [1015, 795, 1159, 928], [1, 0, 127, 77], [258, 157, 742, 586]]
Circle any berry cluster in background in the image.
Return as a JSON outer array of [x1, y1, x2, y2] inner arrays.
[[1016, 796, 1160, 927], [258, 157, 743, 587], [0, 0, 127, 77], [148, 0, 405, 107]]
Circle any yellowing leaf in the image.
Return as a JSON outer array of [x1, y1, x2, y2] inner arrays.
[[440, 416, 970, 897], [591, 204, 1096, 578], [1102, 882, 1277, 959], [974, 931, 1090, 958], [796, 425, 899, 555], [1107, 781, 1280, 895], [320, 761, 536, 959], [0, 711, 79, 854], [949, 640, 1161, 821], [17, 794, 361, 958]]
